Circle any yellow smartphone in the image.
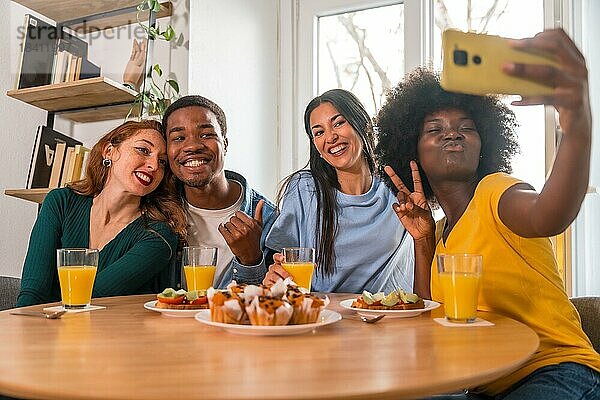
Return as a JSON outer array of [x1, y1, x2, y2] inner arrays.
[[440, 29, 557, 97]]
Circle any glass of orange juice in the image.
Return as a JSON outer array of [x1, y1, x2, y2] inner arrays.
[[183, 246, 217, 291], [57, 248, 99, 309], [437, 254, 482, 323], [282, 247, 315, 291]]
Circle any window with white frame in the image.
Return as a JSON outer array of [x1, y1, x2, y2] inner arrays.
[[290, 0, 598, 295]]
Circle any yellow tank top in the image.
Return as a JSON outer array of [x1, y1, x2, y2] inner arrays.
[[430, 172, 600, 395]]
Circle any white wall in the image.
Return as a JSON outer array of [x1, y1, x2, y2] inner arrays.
[[188, 0, 280, 200], [0, 2, 49, 278], [0, 1, 189, 279]]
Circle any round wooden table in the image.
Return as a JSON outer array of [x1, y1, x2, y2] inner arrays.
[[0, 294, 538, 400]]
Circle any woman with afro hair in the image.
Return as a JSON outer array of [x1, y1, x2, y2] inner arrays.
[[375, 29, 599, 399]]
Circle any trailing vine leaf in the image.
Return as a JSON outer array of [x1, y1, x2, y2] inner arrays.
[[128, 0, 181, 119], [167, 79, 179, 93]]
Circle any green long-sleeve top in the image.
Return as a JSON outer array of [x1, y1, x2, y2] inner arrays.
[[17, 188, 179, 307]]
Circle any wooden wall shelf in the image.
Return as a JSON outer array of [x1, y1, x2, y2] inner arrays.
[[5, 188, 50, 204], [12, 1, 172, 32], [7, 77, 137, 122]]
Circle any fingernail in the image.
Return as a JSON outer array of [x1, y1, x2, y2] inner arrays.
[[502, 63, 515, 73]]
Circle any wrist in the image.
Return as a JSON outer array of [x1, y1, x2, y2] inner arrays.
[[123, 82, 137, 91], [239, 251, 263, 266]]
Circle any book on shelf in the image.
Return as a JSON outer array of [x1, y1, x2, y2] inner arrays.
[[26, 126, 82, 189], [57, 28, 88, 59], [71, 145, 87, 182], [48, 142, 67, 188], [58, 145, 90, 187], [79, 58, 101, 80], [80, 148, 91, 179], [14, 14, 57, 89], [53, 29, 90, 84], [59, 147, 75, 187]]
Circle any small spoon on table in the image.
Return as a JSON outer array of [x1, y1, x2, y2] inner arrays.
[[10, 310, 67, 319], [360, 314, 385, 323]]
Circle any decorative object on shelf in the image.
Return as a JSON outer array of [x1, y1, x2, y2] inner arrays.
[[123, 39, 147, 91], [127, 0, 180, 119]]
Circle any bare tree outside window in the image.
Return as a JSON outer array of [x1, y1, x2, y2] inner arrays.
[[317, 4, 404, 116]]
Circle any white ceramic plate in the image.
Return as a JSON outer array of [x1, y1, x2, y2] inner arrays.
[[144, 300, 207, 318], [194, 309, 342, 336], [339, 298, 440, 318]]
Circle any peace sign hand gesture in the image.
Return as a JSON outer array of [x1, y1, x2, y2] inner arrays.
[[384, 161, 435, 241]]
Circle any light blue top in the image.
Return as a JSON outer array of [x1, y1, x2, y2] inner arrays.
[[266, 172, 414, 293]]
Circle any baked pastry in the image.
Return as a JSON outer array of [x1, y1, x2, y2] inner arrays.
[[246, 296, 293, 326], [351, 289, 425, 310], [286, 286, 329, 324], [207, 287, 246, 324]]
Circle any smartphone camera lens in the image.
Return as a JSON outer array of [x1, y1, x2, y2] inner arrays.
[[473, 55, 482, 65], [453, 49, 468, 66]]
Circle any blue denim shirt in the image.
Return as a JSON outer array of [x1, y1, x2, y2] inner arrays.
[[171, 170, 277, 289]]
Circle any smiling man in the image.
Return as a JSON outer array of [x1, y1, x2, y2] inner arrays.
[[162, 96, 277, 287]]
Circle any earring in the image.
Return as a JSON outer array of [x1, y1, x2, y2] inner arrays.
[[102, 158, 112, 167]]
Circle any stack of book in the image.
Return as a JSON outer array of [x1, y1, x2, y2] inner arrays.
[[27, 126, 91, 189], [14, 14, 101, 90]]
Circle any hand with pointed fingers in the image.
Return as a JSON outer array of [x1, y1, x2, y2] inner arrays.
[[504, 29, 590, 140], [262, 253, 292, 286], [123, 38, 147, 90], [218, 200, 264, 266], [384, 161, 435, 241]]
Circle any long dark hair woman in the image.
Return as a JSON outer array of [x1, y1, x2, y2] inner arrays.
[[264, 89, 430, 297], [17, 120, 186, 307]]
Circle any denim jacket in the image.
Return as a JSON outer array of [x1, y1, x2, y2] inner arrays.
[[170, 170, 277, 289]]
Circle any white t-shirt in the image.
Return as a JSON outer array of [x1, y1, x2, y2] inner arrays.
[[185, 181, 243, 286]]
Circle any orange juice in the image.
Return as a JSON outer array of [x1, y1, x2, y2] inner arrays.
[[439, 271, 481, 322], [282, 262, 315, 291], [184, 265, 216, 291], [58, 266, 97, 308]]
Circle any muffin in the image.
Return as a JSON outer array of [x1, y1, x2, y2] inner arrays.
[[207, 287, 246, 324], [286, 287, 329, 324], [246, 296, 293, 326]]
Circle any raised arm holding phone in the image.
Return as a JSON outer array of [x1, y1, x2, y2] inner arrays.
[[375, 29, 599, 400]]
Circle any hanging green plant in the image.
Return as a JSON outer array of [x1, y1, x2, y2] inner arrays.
[[136, 0, 176, 42], [126, 0, 180, 119]]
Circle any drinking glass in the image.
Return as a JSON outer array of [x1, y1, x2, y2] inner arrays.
[[281, 247, 315, 291], [57, 248, 99, 309], [182, 246, 217, 291], [437, 253, 483, 323]]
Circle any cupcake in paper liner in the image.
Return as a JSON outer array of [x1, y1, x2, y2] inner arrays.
[[246, 296, 293, 326], [226, 281, 247, 296], [207, 287, 246, 324], [267, 278, 289, 298], [286, 290, 330, 325]]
